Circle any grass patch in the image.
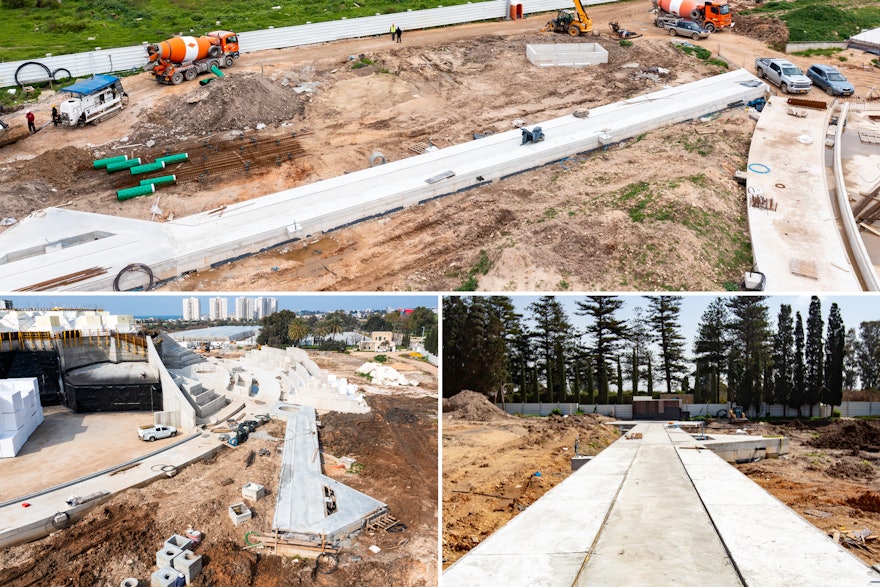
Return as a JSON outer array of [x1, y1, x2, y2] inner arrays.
[[373, 354, 387, 363], [791, 47, 844, 57], [455, 249, 493, 291], [741, 1, 880, 43], [619, 39, 633, 47], [351, 56, 374, 69]]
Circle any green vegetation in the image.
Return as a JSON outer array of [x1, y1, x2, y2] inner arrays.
[[619, 39, 633, 48], [455, 249, 493, 291], [373, 354, 388, 363], [791, 47, 844, 57], [0, 0, 481, 62], [351, 56, 375, 70], [741, 0, 880, 42]]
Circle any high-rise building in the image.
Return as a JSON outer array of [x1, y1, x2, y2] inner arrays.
[[182, 297, 200, 321], [208, 297, 228, 321], [234, 297, 251, 321], [255, 297, 277, 319]]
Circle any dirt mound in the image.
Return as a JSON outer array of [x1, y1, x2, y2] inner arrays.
[[443, 390, 511, 421], [384, 406, 418, 424], [150, 73, 307, 135], [733, 14, 790, 50], [809, 420, 880, 452], [846, 491, 880, 513], [826, 460, 877, 481], [8, 145, 94, 187]]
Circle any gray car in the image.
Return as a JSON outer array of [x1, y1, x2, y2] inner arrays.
[[806, 64, 854, 96], [661, 18, 710, 40]]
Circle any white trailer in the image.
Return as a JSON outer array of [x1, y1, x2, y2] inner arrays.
[[58, 74, 128, 126]]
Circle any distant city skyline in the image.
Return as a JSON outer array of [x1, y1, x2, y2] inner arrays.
[[5, 294, 438, 317]]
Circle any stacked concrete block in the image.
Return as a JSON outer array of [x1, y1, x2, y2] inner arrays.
[[172, 550, 203, 585], [242, 482, 266, 502], [228, 503, 252, 526], [0, 378, 43, 458], [164, 534, 194, 551], [150, 566, 178, 587], [156, 544, 183, 568]]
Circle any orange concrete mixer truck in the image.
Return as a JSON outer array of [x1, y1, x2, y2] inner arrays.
[[145, 31, 239, 84], [652, 0, 733, 33]]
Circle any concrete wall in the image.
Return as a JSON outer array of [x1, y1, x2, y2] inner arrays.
[[0, 378, 43, 458], [785, 42, 849, 53], [0, 0, 618, 87], [146, 337, 196, 432], [527, 43, 609, 67]]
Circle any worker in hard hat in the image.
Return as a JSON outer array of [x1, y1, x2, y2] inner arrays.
[[51, 104, 60, 126], [25, 110, 35, 133], [175, 572, 186, 586]]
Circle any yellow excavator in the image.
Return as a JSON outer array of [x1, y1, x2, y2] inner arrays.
[[541, 0, 593, 36]]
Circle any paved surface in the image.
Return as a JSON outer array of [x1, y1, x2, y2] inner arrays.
[[444, 422, 880, 586], [746, 96, 861, 290], [0, 70, 766, 291]]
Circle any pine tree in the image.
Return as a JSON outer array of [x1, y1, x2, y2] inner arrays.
[[822, 303, 845, 413], [625, 306, 651, 396], [771, 304, 795, 417], [843, 327, 858, 392], [791, 312, 806, 416], [645, 296, 687, 394], [527, 296, 572, 404], [726, 297, 771, 412], [616, 357, 624, 404], [857, 321, 880, 390], [804, 296, 824, 417], [693, 298, 729, 404], [576, 296, 628, 404]]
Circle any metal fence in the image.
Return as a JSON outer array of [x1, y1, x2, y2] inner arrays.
[[0, 0, 618, 89]]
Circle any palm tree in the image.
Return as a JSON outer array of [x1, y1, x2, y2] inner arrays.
[[287, 317, 309, 346]]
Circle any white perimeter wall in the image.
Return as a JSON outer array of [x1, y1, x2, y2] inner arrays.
[[500, 402, 840, 419], [146, 337, 197, 432]]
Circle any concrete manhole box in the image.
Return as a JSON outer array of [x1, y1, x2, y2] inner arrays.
[[527, 43, 609, 68]]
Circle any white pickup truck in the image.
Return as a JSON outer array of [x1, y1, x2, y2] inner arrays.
[[754, 58, 812, 94], [138, 424, 177, 441]]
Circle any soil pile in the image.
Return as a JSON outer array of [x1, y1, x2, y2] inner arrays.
[[732, 14, 790, 49], [151, 73, 306, 135], [443, 390, 511, 422], [8, 145, 93, 187], [847, 491, 880, 514], [826, 460, 877, 481], [809, 420, 880, 452]]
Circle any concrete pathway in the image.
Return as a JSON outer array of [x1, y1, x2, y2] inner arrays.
[[443, 422, 880, 586]]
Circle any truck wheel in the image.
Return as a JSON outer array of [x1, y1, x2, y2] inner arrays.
[[184, 68, 197, 81], [756, 68, 764, 78], [224, 55, 235, 68], [669, 28, 677, 36], [568, 24, 580, 37], [148, 436, 156, 442], [781, 83, 789, 94], [692, 33, 700, 40], [171, 72, 183, 85], [171, 431, 177, 437], [705, 23, 716, 33]]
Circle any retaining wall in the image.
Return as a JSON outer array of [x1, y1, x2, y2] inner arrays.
[[147, 336, 196, 432]]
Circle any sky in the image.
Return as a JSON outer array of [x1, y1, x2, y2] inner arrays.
[[509, 294, 880, 352], [5, 293, 438, 317]]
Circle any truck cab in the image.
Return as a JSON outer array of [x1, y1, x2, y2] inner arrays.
[[205, 30, 240, 61], [702, 2, 732, 32]]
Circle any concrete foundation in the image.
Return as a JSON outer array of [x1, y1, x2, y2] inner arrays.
[[172, 549, 202, 584], [242, 482, 266, 502], [228, 502, 252, 527], [156, 544, 183, 568], [150, 566, 178, 587], [164, 533, 194, 552], [526, 43, 608, 67], [0, 70, 768, 291]]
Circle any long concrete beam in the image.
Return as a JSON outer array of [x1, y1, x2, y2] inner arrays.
[[443, 423, 880, 586], [0, 70, 767, 291]]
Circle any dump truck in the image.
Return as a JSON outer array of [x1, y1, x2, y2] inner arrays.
[[542, 0, 593, 36], [145, 31, 240, 84], [652, 0, 733, 33], [58, 74, 128, 126], [755, 57, 812, 94]]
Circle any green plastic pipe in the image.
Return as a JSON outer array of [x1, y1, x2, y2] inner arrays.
[[139, 174, 177, 186], [106, 158, 142, 173], [155, 153, 188, 165], [117, 184, 155, 201], [211, 65, 225, 77], [129, 161, 166, 175], [93, 155, 128, 169]]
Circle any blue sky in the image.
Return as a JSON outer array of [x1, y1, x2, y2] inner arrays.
[[6, 294, 438, 317], [509, 294, 880, 350]]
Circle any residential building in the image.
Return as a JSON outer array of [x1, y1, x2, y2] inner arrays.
[[182, 297, 200, 321]]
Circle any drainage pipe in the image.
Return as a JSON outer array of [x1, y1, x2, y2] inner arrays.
[[105, 158, 142, 173], [155, 153, 188, 165], [139, 174, 177, 187], [210, 64, 224, 77], [117, 184, 156, 201], [93, 155, 128, 169], [130, 161, 166, 175]]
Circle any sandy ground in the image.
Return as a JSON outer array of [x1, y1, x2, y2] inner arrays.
[[3, 4, 879, 291], [0, 351, 439, 587], [442, 394, 880, 571]]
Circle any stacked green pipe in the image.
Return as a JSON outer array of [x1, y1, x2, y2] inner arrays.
[[93, 155, 128, 170], [155, 153, 189, 165], [139, 175, 177, 187], [106, 158, 141, 173], [117, 184, 155, 201], [130, 161, 166, 175]]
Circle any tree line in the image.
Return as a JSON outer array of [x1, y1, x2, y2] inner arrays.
[[442, 295, 880, 417], [256, 307, 438, 354]]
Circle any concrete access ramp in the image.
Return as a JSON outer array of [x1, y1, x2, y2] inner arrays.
[[0, 70, 767, 291], [443, 422, 879, 586]]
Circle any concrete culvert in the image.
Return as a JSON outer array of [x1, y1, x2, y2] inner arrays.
[[120, 579, 138, 587], [369, 151, 386, 166]]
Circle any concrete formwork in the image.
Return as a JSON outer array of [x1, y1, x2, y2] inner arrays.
[[444, 422, 879, 586], [526, 43, 608, 67], [0, 70, 767, 291]]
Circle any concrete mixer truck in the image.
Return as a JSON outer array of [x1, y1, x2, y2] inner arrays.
[[652, 0, 733, 33], [145, 31, 240, 84]]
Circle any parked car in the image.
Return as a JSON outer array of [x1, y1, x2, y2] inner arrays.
[[138, 424, 177, 442], [660, 18, 710, 40], [806, 64, 854, 97]]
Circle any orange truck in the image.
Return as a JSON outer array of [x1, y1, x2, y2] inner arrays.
[[652, 0, 733, 33], [145, 31, 240, 84]]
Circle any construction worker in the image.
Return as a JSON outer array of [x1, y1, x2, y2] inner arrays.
[[25, 110, 35, 133], [51, 104, 60, 126], [175, 573, 186, 587], [390, 23, 396, 41], [395, 26, 403, 43]]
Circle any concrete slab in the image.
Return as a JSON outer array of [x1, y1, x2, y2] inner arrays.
[[746, 96, 861, 290], [0, 69, 767, 291]]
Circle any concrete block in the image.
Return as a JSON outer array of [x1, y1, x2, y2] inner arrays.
[[0, 390, 22, 413], [164, 533, 194, 552], [150, 566, 178, 587], [228, 502, 252, 526], [120, 579, 139, 587], [172, 549, 203, 583], [242, 482, 266, 502], [156, 544, 183, 568], [1, 410, 25, 433]]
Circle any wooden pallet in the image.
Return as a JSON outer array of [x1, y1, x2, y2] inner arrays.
[[790, 258, 819, 280], [365, 512, 399, 532]]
